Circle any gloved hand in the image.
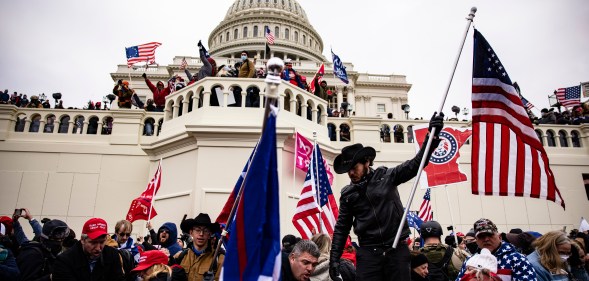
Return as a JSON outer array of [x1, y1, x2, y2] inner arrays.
[[117, 79, 122, 85], [329, 262, 343, 281], [141, 73, 147, 79], [428, 112, 444, 137], [198, 40, 203, 49]]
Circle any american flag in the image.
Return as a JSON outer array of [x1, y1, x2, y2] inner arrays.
[[418, 188, 433, 221], [125, 42, 162, 67], [471, 29, 564, 208], [292, 144, 339, 239], [265, 26, 275, 45], [556, 85, 581, 108], [520, 96, 535, 110], [180, 57, 188, 70]]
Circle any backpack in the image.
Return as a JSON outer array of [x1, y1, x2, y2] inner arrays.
[[420, 245, 454, 281]]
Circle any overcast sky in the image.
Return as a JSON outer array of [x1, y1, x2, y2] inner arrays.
[[1, 0, 588, 118]]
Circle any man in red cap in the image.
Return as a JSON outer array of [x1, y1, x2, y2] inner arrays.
[[53, 218, 124, 280]]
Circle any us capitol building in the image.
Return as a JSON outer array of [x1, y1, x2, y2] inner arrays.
[[1, 0, 588, 238]]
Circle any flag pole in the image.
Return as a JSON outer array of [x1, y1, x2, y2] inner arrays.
[[313, 131, 322, 234], [393, 7, 476, 248], [204, 58, 284, 280], [443, 185, 459, 247]]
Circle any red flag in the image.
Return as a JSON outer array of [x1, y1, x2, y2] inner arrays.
[[309, 63, 325, 94], [126, 161, 162, 222], [292, 144, 338, 239], [294, 132, 334, 185], [472, 30, 564, 208], [413, 125, 472, 188]]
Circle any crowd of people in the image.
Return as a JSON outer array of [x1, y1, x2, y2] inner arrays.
[[532, 104, 589, 125], [0, 90, 65, 109], [2, 208, 588, 281]]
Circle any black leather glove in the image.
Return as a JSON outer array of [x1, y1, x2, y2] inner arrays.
[[428, 112, 444, 137], [117, 79, 122, 85], [141, 73, 147, 79], [329, 262, 342, 281]]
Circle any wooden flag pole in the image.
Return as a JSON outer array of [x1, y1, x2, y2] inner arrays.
[[393, 7, 477, 249]]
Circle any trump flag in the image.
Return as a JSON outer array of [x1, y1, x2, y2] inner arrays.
[[126, 160, 162, 222], [220, 106, 281, 280], [294, 132, 334, 185], [413, 125, 472, 188]]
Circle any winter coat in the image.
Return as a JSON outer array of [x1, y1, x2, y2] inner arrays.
[[113, 85, 135, 109], [455, 241, 538, 281], [330, 136, 440, 263], [178, 245, 224, 281], [16, 241, 54, 281], [0, 245, 19, 281], [52, 241, 124, 281], [186, 48, 215, 84], [281, 68, 305, 89], [238, 59, 255, 78], [144, 78, 171, 108], [310, 253, 332, 281], [158, 222, 182, 257], [12, 218, 42, 246]]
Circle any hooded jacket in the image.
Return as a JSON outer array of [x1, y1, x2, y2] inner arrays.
[[158, 222, 182, 257], [455, 241, 537, 281]]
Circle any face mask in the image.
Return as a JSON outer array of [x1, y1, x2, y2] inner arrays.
[[44, 239, 63, 256], [560, 254, 570, 262], [241, 55, 247, 61], [466, 242, 479, 254]]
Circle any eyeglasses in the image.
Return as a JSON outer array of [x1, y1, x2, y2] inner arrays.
[[118, 232, 131, 237], [191, 228, 211, 235]]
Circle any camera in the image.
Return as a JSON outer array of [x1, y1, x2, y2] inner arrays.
[[446, 225, 454, 231], [13, 208, 25, 217]]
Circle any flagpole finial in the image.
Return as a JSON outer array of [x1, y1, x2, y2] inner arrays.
[[264, 57, 284, 99], [468, 7, 477, 20]]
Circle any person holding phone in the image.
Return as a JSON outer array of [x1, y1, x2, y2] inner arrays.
[[11, 208, 42, 247]]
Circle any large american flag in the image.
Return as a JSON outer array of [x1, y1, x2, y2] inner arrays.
[[125, 42, 162, 67], [265, 26, 275, 45], [471, 29, 564, 208], [292, 144, 338, 239], [418, 188, 433, 222], [556, 86, 581, 108]]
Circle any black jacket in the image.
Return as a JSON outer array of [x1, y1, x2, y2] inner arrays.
[[330, 136, 440, 263], [52, 241, 124, 281], [16, 241, 54, 281]]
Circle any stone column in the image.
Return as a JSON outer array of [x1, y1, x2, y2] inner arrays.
[[259, 92, 264, 108], [241, 90, 247, 108], [311, 108, 318, 123], [320, 112, 328, 126], [182, 100, 189, 115], [53, 121, 60, 134], [202, 91, 211, 108], [347, 88, 356, 114], [290, 96, 297, 113], [336, 87, 343, 111], [191, 94, 199, 111], [24, 119, 31, 132], [354, 96, 363, 117], [0, 106, 17, 140], [363, 95, 371, 117], [69, 120, 75, 134], [172, 105, 180, 118], [301, 104, 308, 119], [336, 128, 341, 141]]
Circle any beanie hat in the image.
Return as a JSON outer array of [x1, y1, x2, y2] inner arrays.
[[411, 252, 428, 269], [466, 248, 498, 273]]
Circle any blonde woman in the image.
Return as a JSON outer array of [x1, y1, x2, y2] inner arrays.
[[527, 231, 572, 281], [131, 250, 187, 281], [310, 233, 332, 281]]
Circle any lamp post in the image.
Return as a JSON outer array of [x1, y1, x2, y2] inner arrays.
[[39, 93, 46, 102], [102, 96, 109, 110], [347, 104, 353, 117], [402, 104, 410, 120], [451, 105, 461, 119], [462, 107, 470, 120]]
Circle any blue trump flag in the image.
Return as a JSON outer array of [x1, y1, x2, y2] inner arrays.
[[220, 106, 281, 280], [406, 209, 423, 231], [331, 49, 349, 84]]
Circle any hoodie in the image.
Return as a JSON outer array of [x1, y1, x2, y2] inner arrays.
[[159, 222, 181, 257], [455, 241, 537, 281]]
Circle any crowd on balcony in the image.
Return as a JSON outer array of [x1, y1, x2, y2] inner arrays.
[[2, 207, 589, 281], [532, 104, 589, 125], [0, 90, 66, 109]]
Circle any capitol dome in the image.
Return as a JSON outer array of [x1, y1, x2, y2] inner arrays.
[[208, 0, 325, 62]]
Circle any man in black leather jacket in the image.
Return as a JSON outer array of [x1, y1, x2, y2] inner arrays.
[[329, 112, 444, 281]]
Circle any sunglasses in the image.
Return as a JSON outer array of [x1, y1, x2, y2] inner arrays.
[[118, 232, 131, 237], [158, 229, 170, 234]]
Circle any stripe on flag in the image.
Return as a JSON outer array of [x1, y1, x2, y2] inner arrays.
[[418, 188, 433, 221], [125, 42, 162, 67]]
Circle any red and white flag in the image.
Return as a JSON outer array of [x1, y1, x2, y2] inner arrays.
[[472, 29, 564, 208], [126, 161, 162, 222], [180, 57, 188, 70], [418, 188, 433, 222], [413, 125, 472, 188], [292, 144, 338, 239], [309, 63, 325, 94], [294, 132, 334, 185]]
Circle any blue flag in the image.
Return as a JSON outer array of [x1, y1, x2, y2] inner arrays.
[[331, 49, 349, 84], [221, 106, 281, 280], [406, 209, 423, 231]]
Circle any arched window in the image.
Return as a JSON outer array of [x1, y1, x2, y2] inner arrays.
[[87, 116, 99, 135], [14, 114, 26, 132], [73, 116, 85, 134], [275, 26, 280, 38], [143, 118, 155, 136], [393, 124, 404, 143], [571, 130, 581, 147], [340, 124, 351, 142], [58, 116, 70, 133], [101, 117, 113, 135], [219, 35, 223, 43], [303, 34, 306, 45], [234, 29, 238, 39], [558, 130, 569, 147], [546, 130, 556, 147], [380, 124, 391, 143], [253, 26, 259, 37], [29, 115, 41, 133], [243, 26, 248, 38], [285, 28, 289, 40], [294, 31, 298, 42], [226, 32, 230, 42], [44, 115, 56, 133], [535, 129, 544, 146], [327, 123, 337, 141]]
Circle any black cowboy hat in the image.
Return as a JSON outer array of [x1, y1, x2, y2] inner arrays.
[[180, 213, 220, 234], [333, 143, 376, 174]]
